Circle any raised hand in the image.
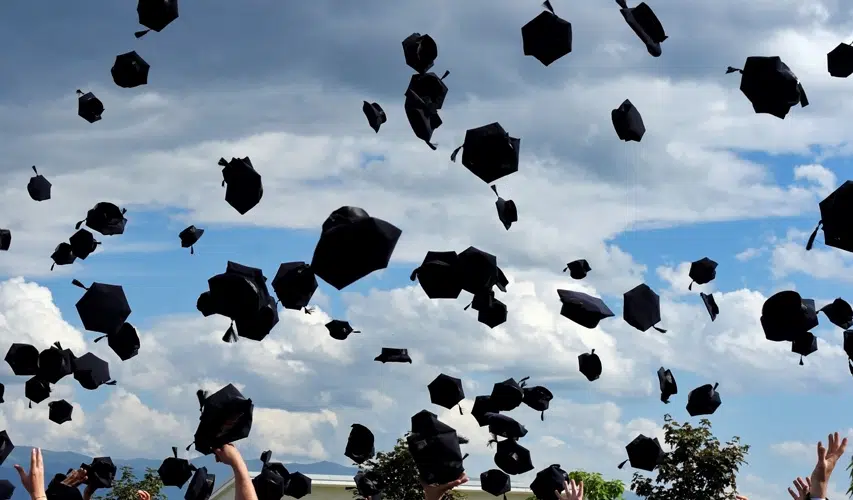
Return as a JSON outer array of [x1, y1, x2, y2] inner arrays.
[[137, 490, 151, 500], [14, 448, 45, 499], [555, 479, 583, 500], [787, 477, 810, 500], [422, 473, 468, 500], [810, 432, 848, 498], [213, 443, 244, 468]]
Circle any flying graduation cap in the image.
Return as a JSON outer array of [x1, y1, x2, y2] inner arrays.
[[77, 89, 104, 123], [69, 229, 100, 260], [792, 332, 818, 365], [5, 343, 39, 376], [471, 395, 499, 427], [72, 279, 132, 335], [50, 243, 77, 270], [179, 226, 204, 254], [362, 102, 387, 133], [490, 377, 527, 411], [135, 0, 179, 38], [410, 251, 463, 299], [407, 71, 450, 111], [272, 261, 318, 312], [0, 230, 10, 252], [481, 469, 511, 500], [611, 99, 645, 142], [404, 88, 443, 150], [252, 451, 290, 500], [491, 186, 517, 230], [48, 399, 74, 425], [191, 383, 254, 454], [37, 342, 75, 384], [158, 446, 195, 488], [617, 435, 665, 471], [563, 259, 591, 279], [0, 433, 13, 468], [529, 465, 569, 500], [819, 298, 853, 329], [615, 0, 667, 57], [485, 413, 528, 441], [458, 246, 509, 295], [557, 289, 615, 329], [25, 376, 51, 407], [93, 322, 140, 361], [111, 51, 150, 88], [185, 467, 215, 500], [700, 293, 719, 322], [451, 123, 520, 184], [82, 457, 117, 489], [521, 1, 572, 67], [352, 470, 382, 500], [807, 181, 853, 254], [203, 261, 274, 342], [726, 56, 808, 119], [72, 352, 117, 390], [407, 410, 466, 485], [657, 367, 677, 403], [402, 33, 438, 74], [326, 320, 360, 340], [374, 348, 412, 363], [688, 257, 717, 290], [686, 382, 721, 416], [623, 283, 667, 333], [578, 349, 602, 381], [828, 41, 853, 78], [428, 373, 465, 414], [284, 472, 311, 499], [345, 424, 375, 465], [27, 166, 51, 202], [0, 480, 13, 500], [47, 473, 82, 500], [494, 439, 534, 475], [475, 292, 508, 329], [760, 290, 818, 342], [76, 202, 127, 236], [522, 385, 553, 420], [219, 157, 263, 215]]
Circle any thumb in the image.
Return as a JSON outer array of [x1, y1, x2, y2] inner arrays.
[[13, 465, 25, 478]]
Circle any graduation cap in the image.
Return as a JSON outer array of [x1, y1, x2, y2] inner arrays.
[[404, 89, 442, 150], [451, 123, 521, 184], [428, 374, 465, 414], [480, 469, 511, 500], [24, 376, 50, 407], [491, 186, 517, 230], [410, 251, 463, 299], [0, 230, 10, 252], [615, 0, 667, 57], [269, 263, 315, 314], [407, 71, 450, 111], [47, 476, 82, 500], [5, 343, 39, 376], [726, 56, 808, 119], [158, 446, 195, 488], [50, 242, 77, 270], [521, 1, 572, 67], [185, 467, 215, 500], [760, 291, 819, 342], [557, 289, 614, 329], [819, 298, 853, 329], [206, 261, 271, 334], [0, 480, 14, 500], [617, 435, 665, 471], [490, 378, 528, 412], [352, 470, 382, 500], [374, 348, 412, 363], [688, 257, 717, 290], [402, 33, 438, 74], [700, 293, 718, 322], [844, 329, 853, 360], [232, 296, 279, 342], [135, 0, 179, 38], [72, 279, 132, 335], [82, 457, 116, 489], [529, 464, 568, 500], [37, 342, 75, 384], [611, 99, 645, 142], [311, 206, 402, 290], [406, 410, 466, 484], [686, 382, 721, 416], [253, 451, 290, 500], [522, 385, 553, 421], [219, 157, 263, 215], [471, 395, 499, 427], [27, 166, 51, 202], [94, 322, 140, 361], [192, 383, 254, 454], [69, 229, 100, 260], [76, 89, 104, 124], [179, 226, 204, 254], [478, 296, 508, 329], [48, 399, 73, 425], [111, 51, 150, 88], [344, 424, 375, 465], [486, 413, 528, 441], [623, 283, 667, 333], [326, 320, 360, 340], [0, 433, 12, 466], [807, 181, 853, 253], [76, 202, 127, 236], [792, 332, 818, 366], [578, 349, 602, 382], [563, 259, 591, 280], [362, 102, 386, 133], [458, 246, 508, 295], [657, 367, 677, 404], [494, 439, 534, 475], [73, 353, 116, 390], [283, 472, 310, 499], [828, 42, 853, 78]]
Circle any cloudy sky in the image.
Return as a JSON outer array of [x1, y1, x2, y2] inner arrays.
[[2, 0, 853, 499]]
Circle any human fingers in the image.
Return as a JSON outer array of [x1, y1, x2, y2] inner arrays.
[[787, 487, 798, 499], [14, 465, 27, 484], [577, 481, 583, 499], [30, 449, 36, 472], [794, 477, 807, 495], [36, 448, 43, 469], [817, 441, 826, 462], [838, 437, 849, 457]]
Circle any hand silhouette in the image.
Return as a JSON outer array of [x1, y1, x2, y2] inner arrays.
[[787, 477, 810, 500], [137, 490, 151, 500], [60, 469, 87, 488], [810, 432, 848, 498], [13, 448, 45, 499], [555, 479, 583, 500], [422, 473, 468, 500]]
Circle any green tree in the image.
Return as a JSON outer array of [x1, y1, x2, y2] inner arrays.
[[94, 466, 166, 500], [567, 471, 625, 500], [355, 436, 466, 500], [630, 414, 750, 500]]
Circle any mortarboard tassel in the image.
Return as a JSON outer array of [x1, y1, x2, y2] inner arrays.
[[458, 404, 463, 415], [614, 0, 628, 8], [32, 165, 38, 176], [542, 0, 555, 13], [195, 389, 208, 411], [260, 450, 272, 465], [172, 446, 179, 458], [93, 334, 108, 343], [519, 376, 530, 387], [222, 323, 238, 343], [353, 330, 361, 334], [28, 401, 32, 409], [653, 326, 667, 333], [661, 393, 670, 404], [806, 221, 822, 250], [50, 263, 55, 271], [848, 359, 853, 376], [617, 459, 628, 469], [105, 380, 117, 386], [725, 66, 743, 74], [185, 442, 194, 452], [75, 219, 85, 229], [503, 495, 507, 500], [562, 264, 569, 272], [461, 453, 469, 460], [71, 279, 88, 290], [463, 301, 472, 311], [799, 355, 804, 366], [798, 84, 809, 107], [688, 280, 694, 290], [190, 246, 194, 255], [450, 145, 463, 162], [409, 268, 420, 281], [540, 411, 545, 421], [304, 307, 314, 315], [134, 29, 151, 38]]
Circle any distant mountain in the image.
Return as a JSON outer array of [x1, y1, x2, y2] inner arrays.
[[0, 447, 358, 500]]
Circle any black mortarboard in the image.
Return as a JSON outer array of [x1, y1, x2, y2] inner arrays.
[[486, 413, 528, 441], [76, 202, 127, 236], [657, 367, 677, 403], [253, 451, 289, 500], [311, 207, 402, 290], [111, 51, 150, 88], [563, 259, 591, 280], [0, 384, 4, 403], [362, 102, 387, 133], [345, 424, 375, 464], [688, 257, 717, 290], [94, 322, 140, 361], [50, 243, 77, 270], [617, 435, 665, 471], [0, 230, 10, 251], [283, 473, 310, 499], [491, 185, 517, 230], [490, 378, 527, 411], [792, 331, 818, 365], [27, 166, 51, 202], [219, 157, 263, 215], [828, 42, 853, 78], [232, 296, 279, 342], [158, 447, 195, 488], [69, 229, 100, 260], [686, 382, 721, 416], [471, 395, 499, 427], [76, 89, 104, 124], [578, 349, 602, 382], [407, 71, 450, 111], [5, 343, 39, 376], [192, 383, 254, 454], [616, 0, 667, 57], [844, 329, 853, 359], [700, 293, 718, 322], [0, 480, 14, 500], [406, 411, 466, 484], [494, 439, 534, 475], [522, 1, 572, 67], [82, 457, 116, 489], [353, 470, 382, 500], [410, 251, 463, 299], [0, 433, 12, 466], [205, 261, 271, 337], [480, 469, 511, 499], [72, 279, 132, 335], [404, 89, 442, 150], [326, 320, 360, 340], [47, 479, 83, 500], [374, 348, 412, 364], [726, 56, 808, 119], [529, 464, 568, 500], [807, 181, 853, 253], [185, 467, 215, 500], [458, 246, 508, 294], [25, 377, 50, 406], [557, 289, 614, 329], [819, 298, 853, 329], [478, 297, 508, 329], [272, 262, 318, 312], [760, 291, 819, 342], [428, 374, 465, 414], [48, 400, 73, 425], [451, 123, 521, 184], [402, 33, 438, 74], [179, 225, 204, 254], [135, 0, 179, 38], [623, 283, 667, 333], [522, 386, 553, 421], [73, 352, 116, 390], [611, 99, 645, 142], [37, 342, 75, 384]]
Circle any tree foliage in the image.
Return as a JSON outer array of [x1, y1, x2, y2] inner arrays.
[[567, 471, 625, 500], [630, 414, 750, 500], [355, 437, 466, 500], [94, 466, 166, 500]]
